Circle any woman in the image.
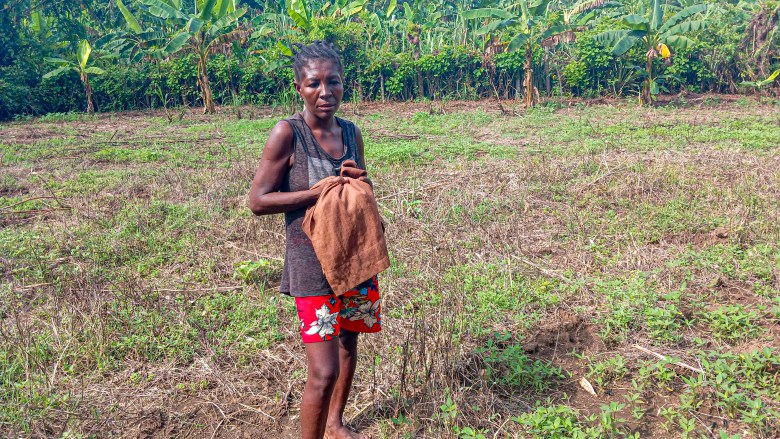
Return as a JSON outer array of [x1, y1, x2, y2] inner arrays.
[[248, 41, 380, 439]]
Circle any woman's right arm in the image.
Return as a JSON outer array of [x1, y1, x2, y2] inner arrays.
[[248, 121, 321, 216]]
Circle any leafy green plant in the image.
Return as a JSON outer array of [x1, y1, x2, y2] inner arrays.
[[595, 0, 708, 104], [739, 69, 780, 91], [453, 426, 488, 439], [704, 305, 762, 342], [463, 0, 609, 108], [586, 354, 628, 389], [478, 332, 565, 392], [111, 0, 248, 113], [515, 404, 590, 438], [644, 305, 685, 343], [43, 40, 108, 114], [233, 259, 276, 285]]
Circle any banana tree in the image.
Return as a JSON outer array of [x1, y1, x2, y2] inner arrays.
[[463, 0, 607, 108], [595, 0, 707, 104], [115, 0, 247, 114], [43, 40, 106, 114]]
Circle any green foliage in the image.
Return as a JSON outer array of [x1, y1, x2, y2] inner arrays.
[[478, 332, 566, 392], [586, 354, 629, 389], [704, 305, 763, 343], [233, 259, 280, 285], [0, 0, 775, 119], [516, 404, 590, 438], [515, 401, 634, 438]]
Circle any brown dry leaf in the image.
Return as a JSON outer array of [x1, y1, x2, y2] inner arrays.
[[579, 377, 597, 397]]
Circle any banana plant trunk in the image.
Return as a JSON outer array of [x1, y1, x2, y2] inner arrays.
[[80, 71, 95, 114], [414, 48, 424, 99], [524, 45, 536, 109], [642, 55, 653, 105], [544, 48, 551, 95], [198, 53, 216, 114]]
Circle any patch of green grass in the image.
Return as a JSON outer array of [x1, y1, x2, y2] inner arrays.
[[515, 401, 634, 438], [58, 168, 153, 195], [443, 262, 565, 336], [69, 200, 212, 277], [108, 299, 198, 364], [0, 227, 62, 284], [36, 112, 94, 123], [94, 146, 167, 163], [670, 243, 780, 283], [644, 305, 686, 344], [693, 118, 780, 150], [592, 273, 660, 344], [188, 291, 284, 363]]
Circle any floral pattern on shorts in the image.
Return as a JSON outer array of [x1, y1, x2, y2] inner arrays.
[[295, 276, 382, 343]]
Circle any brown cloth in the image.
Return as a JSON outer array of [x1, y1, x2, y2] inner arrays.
[[302, 160, 390, 295]]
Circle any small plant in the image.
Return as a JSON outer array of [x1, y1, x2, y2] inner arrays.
[[623, 379, 648, 421], [597, 402, 626, 437], [645, 305, 685, 343], [478, 332, 565, 392], [514, 404, 589, 438], [587, 354, 629, 390], [233, 259, 276, 285], [453, 426, 488, 439], [43, 40, 109, 114], [704, 305, 762, 342], [438, 390, 458, 428]]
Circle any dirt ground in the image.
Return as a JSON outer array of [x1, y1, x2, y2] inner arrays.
[[2, 96, 780, 438]]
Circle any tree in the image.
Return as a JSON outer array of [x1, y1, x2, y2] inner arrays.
[[43, 40, 106, 114], [114, 0, 248, 114], [463, 0, 607, 108], [595, 0, 707, 104]]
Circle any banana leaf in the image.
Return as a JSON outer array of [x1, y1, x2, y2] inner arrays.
[[462, 8, 515, 20], [163, 32, 191, 55], [658, 4, 707, 34], [117, 0, 142, 33]]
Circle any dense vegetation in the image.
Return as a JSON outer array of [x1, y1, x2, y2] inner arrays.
[[1, 0, 779, 119]]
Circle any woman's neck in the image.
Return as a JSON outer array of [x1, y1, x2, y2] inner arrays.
[[302, 109, 336, 131]]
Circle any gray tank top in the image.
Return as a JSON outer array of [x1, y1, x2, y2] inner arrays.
[[279, 113, 363, 297]]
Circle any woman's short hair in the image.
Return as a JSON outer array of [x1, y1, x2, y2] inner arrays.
[[291, 40, 344, 81]]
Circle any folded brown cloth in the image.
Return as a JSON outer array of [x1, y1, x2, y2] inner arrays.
[[302, 161, 390, 295]]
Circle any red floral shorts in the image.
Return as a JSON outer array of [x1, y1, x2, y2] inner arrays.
[[295, 276, 382, 343]]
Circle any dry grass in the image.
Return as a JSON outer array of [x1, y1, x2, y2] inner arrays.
[[1, 97, 780, 438]]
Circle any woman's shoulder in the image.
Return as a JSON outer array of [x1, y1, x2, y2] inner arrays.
[[336, 115, 358, 128], [336, 116, 362, 138]]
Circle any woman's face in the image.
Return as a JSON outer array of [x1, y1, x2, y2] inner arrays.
[[295, 59, 344, 119]]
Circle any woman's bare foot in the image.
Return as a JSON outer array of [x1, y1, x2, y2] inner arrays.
[[324, 424, 367, 439]]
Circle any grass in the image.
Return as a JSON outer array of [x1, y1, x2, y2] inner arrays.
[[1, 97, 780, 437]]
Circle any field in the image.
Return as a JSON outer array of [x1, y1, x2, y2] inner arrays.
[[2, 96, 780, 438]]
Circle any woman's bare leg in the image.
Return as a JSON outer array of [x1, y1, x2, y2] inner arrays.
[[301, 338, 340, 439]]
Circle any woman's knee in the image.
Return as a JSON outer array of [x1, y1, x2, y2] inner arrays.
[[308, 361, 340, 389]]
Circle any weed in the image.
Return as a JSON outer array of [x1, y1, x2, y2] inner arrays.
[[232, 259, 280, 285], [644, 305, 685, 343], [586, 354, 629, 389], [478, 332, 565, 392], [704, 305, 763, 342]]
